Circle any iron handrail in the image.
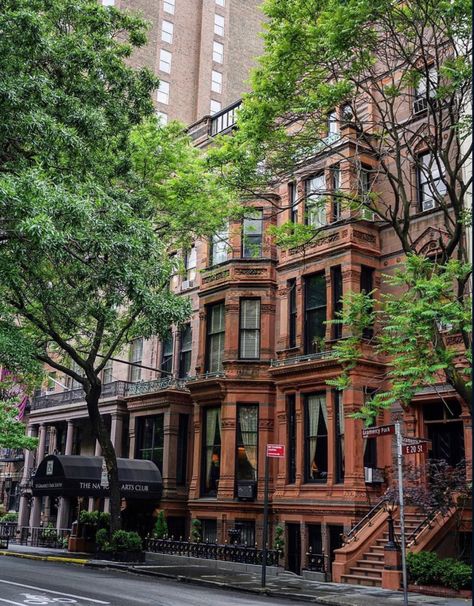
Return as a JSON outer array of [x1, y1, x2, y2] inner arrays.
[[343, 495, 388, 544]]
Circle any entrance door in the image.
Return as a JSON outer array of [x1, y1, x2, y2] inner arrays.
[[427, 422, 465, 467], [327, 525, 344, 580], [286, 523, 301, 575]]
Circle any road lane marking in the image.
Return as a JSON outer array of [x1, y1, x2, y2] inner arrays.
[[0, 581, 109, 605], [0, 598, 29, 606]]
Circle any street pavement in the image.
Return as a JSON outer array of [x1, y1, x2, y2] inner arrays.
[[0, 546, 470, 606], [0, 556, 298, 606]]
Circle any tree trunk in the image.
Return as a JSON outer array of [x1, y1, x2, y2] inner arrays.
[[85, 383, 121, 535]]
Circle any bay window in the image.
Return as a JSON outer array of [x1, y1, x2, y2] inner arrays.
[[239, 299, 260, 359]]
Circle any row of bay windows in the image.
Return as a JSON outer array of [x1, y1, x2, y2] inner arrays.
[[201, 391, 378, 497], [62, 264, 372, 389], [288, 149, 446, 229]]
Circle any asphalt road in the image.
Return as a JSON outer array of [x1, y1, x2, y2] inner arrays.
[[0, 557, 306, 606]]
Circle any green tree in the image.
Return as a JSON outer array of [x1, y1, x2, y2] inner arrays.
[[211, 0, 472, 416], [0, 0, 234, 534]]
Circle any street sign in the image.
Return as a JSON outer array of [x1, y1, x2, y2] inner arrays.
[[362, 424, 395, 439], [266, 444, 285, 458], [402, 437, 430, 455]]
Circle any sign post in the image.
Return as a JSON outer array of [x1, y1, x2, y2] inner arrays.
[[395, 420, 408, 606], [262, 444, 285, 588]]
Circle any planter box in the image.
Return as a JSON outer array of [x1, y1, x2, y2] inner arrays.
[[68, 537, 95, 553], [95, 550, 145, 563], [408, 584, 472, 599]]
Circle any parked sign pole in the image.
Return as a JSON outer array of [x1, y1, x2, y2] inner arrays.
[[262, 444, 285, 588], [395, 420, 408, 606], [261, 452, 269, 588]]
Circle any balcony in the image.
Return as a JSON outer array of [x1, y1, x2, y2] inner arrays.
[[270, 351, 331, 368], [31, 380, 131, 411], [126, 377, 189, 397], [0, 448, 24, 462], [210, 101, 241, 136]]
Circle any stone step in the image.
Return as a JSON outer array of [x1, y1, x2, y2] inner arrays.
[[356, 559, 384, 570], [340, 574, 381, 587], [352, 563, 384, 575], [362, 553, 384, 562]]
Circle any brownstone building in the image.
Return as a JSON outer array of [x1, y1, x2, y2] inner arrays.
[[9, 1, 471, 590]]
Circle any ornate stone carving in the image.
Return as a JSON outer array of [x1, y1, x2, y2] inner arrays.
[[221, 419, 236, 429], [353, 230, 376, 244], [261, 304, 276, 314], [235, 268, 266, 276], [202, 269, 230, 285], [259, 419, 274, 430]]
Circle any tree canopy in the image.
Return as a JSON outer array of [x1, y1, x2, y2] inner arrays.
[[211, 0, 472, 416], [0, 0, 235, 529]]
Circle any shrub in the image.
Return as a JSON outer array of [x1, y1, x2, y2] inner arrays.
[[191, 519, 202, 543], [439, 559, 472, 591], [0, 512, 18, 523], [110, 530, 142, 553], [79, 510, 110, 529], [153, 511, 168, 539], [96, 528, 111, 553], [273, 525, 285, 556], [407, 551, 472, 591]]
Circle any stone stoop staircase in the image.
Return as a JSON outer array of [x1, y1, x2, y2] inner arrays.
[[340, 508, 426, 587]]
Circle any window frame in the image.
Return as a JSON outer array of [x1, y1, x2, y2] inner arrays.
[[161, 330, 174, 375], [241, 209, 263, 258], [417, 151, 446, 212], [235, 404, 258, 482], [159, 49, 172, 73], [178, 323, 192, 378], [135, 414, 165, 472], [157, 80, 170, 105], [287, 394, 296, 484], [212, 41, 224, 63], [161, 19, 174, 44], [129, 338, 143, 382], [201, 406, 221, 496], [304, 272, 327, 354], [305, 173, 327, 228], [331, 266, 343, 340], [288, 278, 297, 348], [205, 302, 225, 373], [304, 393, 329, 483], [238, 298, 261, 360], [214, 14, 225, 36]]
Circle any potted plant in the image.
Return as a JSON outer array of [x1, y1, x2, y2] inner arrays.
[[153, 511, 168, 539]]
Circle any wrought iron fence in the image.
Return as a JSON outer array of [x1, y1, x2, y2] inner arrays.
[[305, 548, 328, 573], [18, 526, 70, 548], [0, 522, 17, 540], [146, 538, 280, 566]]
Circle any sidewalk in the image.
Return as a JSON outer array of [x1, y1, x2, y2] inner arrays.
[[0, 544, 470, 606]]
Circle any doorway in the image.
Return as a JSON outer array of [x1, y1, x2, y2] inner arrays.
[[286, 523, 301, 574]]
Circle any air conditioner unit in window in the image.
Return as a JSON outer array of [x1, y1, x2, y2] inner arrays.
[[422, 198, 436, 212], [364, 467, 384, 484], [181, 279, 195, 291], [236, 481, 257, 501]]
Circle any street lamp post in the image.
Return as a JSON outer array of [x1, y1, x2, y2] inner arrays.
[[384, 501, 397, 549]]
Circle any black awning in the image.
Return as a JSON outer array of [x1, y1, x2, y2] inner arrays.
[[32, 454, 162, 500]]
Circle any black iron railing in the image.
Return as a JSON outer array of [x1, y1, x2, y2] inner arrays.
[[305, 548, 328, 573], [18, 526, 70, 548], [146, 538, 280, 566], [270, 351, 330, 367], [0, 522, 17, 540], [31, 381, 131, 410], [342, 495, 388, 544]]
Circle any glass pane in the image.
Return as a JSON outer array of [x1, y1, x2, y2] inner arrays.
[[306, 274, 326, 309]]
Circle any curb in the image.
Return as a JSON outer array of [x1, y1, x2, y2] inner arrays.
[[0, 550, 89, 565]]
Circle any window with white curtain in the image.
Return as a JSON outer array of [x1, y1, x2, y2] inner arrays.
[[202, 406, 221, 495], [239, 299, 260, 359], [417, 151, 446, 211], [206, 303, 225, 373], [211, 70, 222, 93], [236, 405, 258, 481], [305, 173, 327, 228], [210, 226, 228, 265], [215, 0, 225, 5], [214, 14, 225, 36], [161, 20, 174, 43], [304, 393, 328, 482], [129, 338, 143, 382], [213, 41, 224, 63], [210, 99, 221, 115], [334, 390, 345, 483], [159, 49, 172, 73], [163, 0, 175, 14], [157, 81, 170, 105]]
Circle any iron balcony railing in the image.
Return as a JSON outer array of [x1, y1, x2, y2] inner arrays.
[[0, 448, 24, 462], [126, 377, 189, 396], [186, 371, 225, 382], [305, 548, 328, 573], [210, 101, 241, 136], [31, 381, 131, 410], [146, 537, 280, 567], [270, 351, 331, 367]]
